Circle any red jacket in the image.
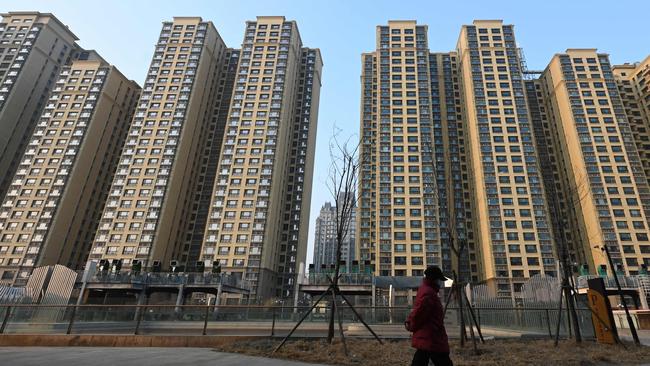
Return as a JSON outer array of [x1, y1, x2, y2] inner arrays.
[[406, 278, 449, 353]]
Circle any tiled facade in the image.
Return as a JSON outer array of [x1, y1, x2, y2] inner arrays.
[[0, 12, 79, 205], [540, 49, 650, 274], [358, 21, 446, 278], [90, 17, 229, 269], [614, 57, 650, 185], [0, 51, 139, 284], [456, 21, 557, 297], [199, 17, 322, 299]]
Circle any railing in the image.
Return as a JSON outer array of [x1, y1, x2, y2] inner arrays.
[[0, 304, 595, 338], [306, 273, 373, 286], [79, 271, 248, 289], [576, 275, 642, 289]]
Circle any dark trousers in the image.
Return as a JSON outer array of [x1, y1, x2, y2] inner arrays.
[[411, 349, 453, 366]]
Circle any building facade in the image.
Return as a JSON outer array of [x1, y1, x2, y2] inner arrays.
[[539, 49, 650, 274], [0, 12, 79, 204], [456, 21, 558, 297], [429, 52, 478, 282], [312, 201, 356, 273], [358, 20, 560, 297], [200, 17, 322, 299], [181, 49, 239, 266], [525, 77, 574, 271], [614, 57, 650, 183], [358, 21, 446, 278], [90, 17, 229, 270], [0, 51, 139, 285]]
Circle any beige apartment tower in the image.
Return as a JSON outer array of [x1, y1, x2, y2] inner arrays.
[[455, 21, 558, 297], [358, 21, 482, 284], [0, 51, 139, 284], [358, 21, 461, 280], [539, 49, 650, 274], [614, 57, 650, 183], [90, 17, 229, 270], [0, 12, 79, 204], [428, 52, 478, 282], [181, 48, 240, 266], [200, 17, 322, 299], [358, 20, 557, 296]]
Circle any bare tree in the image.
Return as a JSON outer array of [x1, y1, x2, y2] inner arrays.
[[274, 126, 381, 354], [548, 172, 591, 345], [324, 128, 361, 343]]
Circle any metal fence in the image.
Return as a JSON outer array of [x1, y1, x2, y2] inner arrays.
[[0, 303, 595, 338], [576, 275, 641, 289]]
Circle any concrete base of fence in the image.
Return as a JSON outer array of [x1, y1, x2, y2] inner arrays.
[[0, 334, 262, 347]]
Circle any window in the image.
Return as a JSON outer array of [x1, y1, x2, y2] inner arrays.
[[525, 245, 537, 253]]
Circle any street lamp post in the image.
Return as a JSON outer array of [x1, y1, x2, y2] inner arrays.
[[599, 245, 640, 345]]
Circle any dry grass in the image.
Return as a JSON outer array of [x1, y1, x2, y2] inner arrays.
[[213, 338, 650, 365]]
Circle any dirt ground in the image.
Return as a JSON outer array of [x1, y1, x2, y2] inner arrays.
[[213, 338, 650, 366]]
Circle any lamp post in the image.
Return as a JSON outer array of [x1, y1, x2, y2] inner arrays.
[[597, 245, 640, 345]]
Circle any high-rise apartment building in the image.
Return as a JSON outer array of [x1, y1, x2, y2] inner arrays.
[[200, 16, 322, 299], [456, 21, 557, 296], [0, 50, 139, 285], [276, 46, 322, 297], [358, 21, 446, 278], [90, 17, 229, 269], [614, 57, 650, 182], [181, 49, 239, 266], [312, 201, 356, 273], [0, 12, 79, 204], [539, 49, 650, 274], [429, 52, 478, 282], [525, 77, 573, 269]]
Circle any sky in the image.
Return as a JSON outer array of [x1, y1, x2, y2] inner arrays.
[[4, 0, 649, 266]]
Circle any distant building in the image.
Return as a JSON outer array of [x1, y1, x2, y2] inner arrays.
[[313, 198, 356, 273]]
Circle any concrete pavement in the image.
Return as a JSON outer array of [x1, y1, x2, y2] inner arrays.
[[0, 347, 328, 366]]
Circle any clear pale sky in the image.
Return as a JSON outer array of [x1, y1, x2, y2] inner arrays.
[[5, 0, 649, 265]]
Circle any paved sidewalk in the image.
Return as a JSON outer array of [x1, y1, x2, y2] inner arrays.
[[0, 347, 327, 366]]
